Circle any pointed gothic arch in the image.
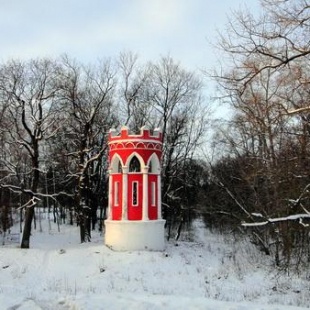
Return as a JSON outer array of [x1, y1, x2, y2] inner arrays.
[[147, 153, 160, 174], [129, 155, 141, 172], [110, 154, 123, 173]]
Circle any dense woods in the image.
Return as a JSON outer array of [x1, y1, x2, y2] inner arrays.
[[1, 0, 310, 272], [206, 0, 310, 271]]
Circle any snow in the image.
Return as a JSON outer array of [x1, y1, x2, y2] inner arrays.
[[0, 214, 309, 310]]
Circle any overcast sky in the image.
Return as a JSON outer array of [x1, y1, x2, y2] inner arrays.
[[0, 0, 261, 73]]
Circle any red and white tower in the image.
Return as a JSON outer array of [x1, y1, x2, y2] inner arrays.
[[105, 125, 166, 251]]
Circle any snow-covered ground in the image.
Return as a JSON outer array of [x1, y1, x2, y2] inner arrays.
[[0, 214, 309, 310]]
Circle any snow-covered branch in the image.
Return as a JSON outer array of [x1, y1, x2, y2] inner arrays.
[[242, 213, 310, 227], [17, 197, 41, 210], [287, 106, 310, 115], [0, 183, 74, 200]]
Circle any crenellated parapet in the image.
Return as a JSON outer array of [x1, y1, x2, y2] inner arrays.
[[108, 125, 162, 145], [108, 125, 163, 159]]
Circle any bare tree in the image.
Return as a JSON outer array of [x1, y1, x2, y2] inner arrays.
[[213, 0, 310, 96], [117, 51, 154, 129], [209, 0, 310, 269], [57, 55, 117, 243], [148, 56, 208, 238], [0, 58, 62, 248], [117, 53, 209, 238]]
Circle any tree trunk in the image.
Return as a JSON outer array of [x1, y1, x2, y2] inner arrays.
[[20, 143, 40, 249], [20, 206, 35, 248]]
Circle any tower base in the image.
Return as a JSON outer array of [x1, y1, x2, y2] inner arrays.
[[104, 219, 166, 251]]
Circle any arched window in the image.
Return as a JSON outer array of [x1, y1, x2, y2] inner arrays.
[[129, 155, 141, 172], [147, 154, 160, 174], [111, 155, 123, 173]]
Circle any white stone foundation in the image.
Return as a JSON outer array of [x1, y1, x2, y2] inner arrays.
[[104, 219, 166, 251]]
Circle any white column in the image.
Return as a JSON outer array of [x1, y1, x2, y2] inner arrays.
[[157, 174, 162, 219], [122, 166, 128, 221], [142, 166, 149, 221], [107, 169, 112, 220]]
